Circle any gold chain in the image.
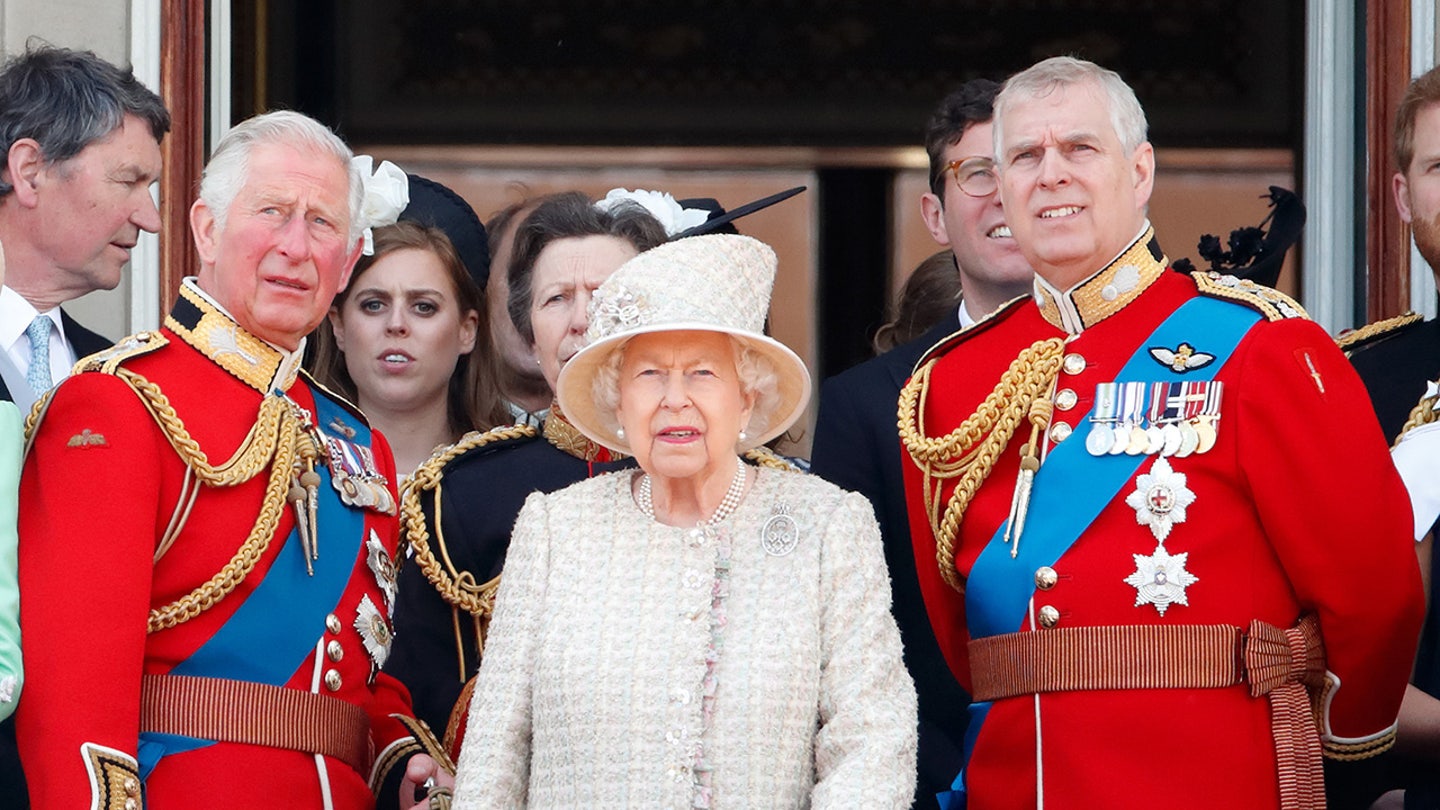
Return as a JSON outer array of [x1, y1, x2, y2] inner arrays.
[[898, 338, 1065, 592]]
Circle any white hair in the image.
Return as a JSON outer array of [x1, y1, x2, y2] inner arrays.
[[198, 110, 364, 244], [593, 334, 780, 443], [993, 56, 1149, 158]]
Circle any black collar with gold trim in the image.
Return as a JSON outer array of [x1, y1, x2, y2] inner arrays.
[[165, 281, 304, 394], [543, 402, 625, 463], [1033, 228, 1169, 335]]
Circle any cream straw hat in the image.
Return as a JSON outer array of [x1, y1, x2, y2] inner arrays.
[[555, 234, 811, 455]]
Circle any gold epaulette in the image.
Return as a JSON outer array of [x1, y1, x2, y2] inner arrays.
[[400, 425, 538, 617], [1335, 312, 1424, 356], [25, 331, 170, 442], [74, 330, 169, 376], [743, 445, 803, 472], [1192, 271, 1308, 322]]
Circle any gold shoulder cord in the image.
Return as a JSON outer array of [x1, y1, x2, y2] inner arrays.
[[1397, 389, 1440, 446], [1335, 312, 1422, 355], [401, 425, 538, 681], [111, 367, 322, 633], [743, 445, 801, 471], [898, 338, 1065, 592]]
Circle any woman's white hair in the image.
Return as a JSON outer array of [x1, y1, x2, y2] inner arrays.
[[593, 334, 780, 443], [199, 110, 365, 244], [992, 56, 1149, 157]]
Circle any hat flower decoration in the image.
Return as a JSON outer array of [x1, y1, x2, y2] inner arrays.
[[556, 233, 811, 455], [351, 155, 410, 255], [595, 187, 712, 237]]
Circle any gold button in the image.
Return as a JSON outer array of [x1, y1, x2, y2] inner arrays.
[[125, 800, 138, 810], [327, 640, 344, 662], [1048, 422, 1072, 443], [1037, 605, 1061, 628], [326, 614, 342, 634], [324, 669, 343, 692], [135, 332, 151, 342], [1035, 566, 1058, 590], [124, 776, 140, 796], [1054, 388, 1078, 411], [1062, 353, 1086, 375]]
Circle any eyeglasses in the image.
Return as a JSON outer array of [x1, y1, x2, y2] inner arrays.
[[942, 158, 999, 198]]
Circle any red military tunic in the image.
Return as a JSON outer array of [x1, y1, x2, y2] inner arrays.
[[900, 230, 1423, 809], [17, 282, 430, 809]]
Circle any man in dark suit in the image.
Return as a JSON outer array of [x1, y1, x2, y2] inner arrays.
[[1347, 62, 1440, 810], [0, 44, 168, 808], [809, 80, 1034, 807], [0, 46, 169, 414]]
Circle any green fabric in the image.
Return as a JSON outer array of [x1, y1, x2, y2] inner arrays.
[[0, 401, 22, 721]]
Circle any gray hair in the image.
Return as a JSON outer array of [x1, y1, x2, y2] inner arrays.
[[0, 44, 170, 197], [993, 56, 1149, 158], [199, 110, 364, 244], [593, 334, 779, 443]]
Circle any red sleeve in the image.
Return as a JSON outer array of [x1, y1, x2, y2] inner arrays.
[[17, 375, 163, 806], [1236, 319, 1424, 752]]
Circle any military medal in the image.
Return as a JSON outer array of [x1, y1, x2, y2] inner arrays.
[[1174, 383, 1204, 458], [1124, 456, 1196, 542], [366, 530, 398, 616], [1112, 382, 1144, 456], [354, 593, 393, 677], [1108, 383, 1132, 456], [1123, 543, 1199, 616], [1086, 383, 1118, 456], [324, 433, 397, 515], [1192, 382, 1223, 455], [1144, 383, 1167, 454]]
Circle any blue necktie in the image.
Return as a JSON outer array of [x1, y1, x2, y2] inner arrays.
[[25, 316, 53, 395]]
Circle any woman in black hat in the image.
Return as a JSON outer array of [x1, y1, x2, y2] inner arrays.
[[310, 220, 511, 474]]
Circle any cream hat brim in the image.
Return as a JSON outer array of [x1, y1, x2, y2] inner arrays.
[[555, 321, 811, 456]]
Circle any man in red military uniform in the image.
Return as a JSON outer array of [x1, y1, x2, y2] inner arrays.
[[899, 56, 1424, 809], [16, 111, 446, 809]]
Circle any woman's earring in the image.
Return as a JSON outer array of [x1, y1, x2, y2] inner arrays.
[[738, 430, 748, 442], [616, 427, 626, 440]]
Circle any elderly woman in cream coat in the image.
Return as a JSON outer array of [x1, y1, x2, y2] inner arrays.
[[451, 234, 917, 808]]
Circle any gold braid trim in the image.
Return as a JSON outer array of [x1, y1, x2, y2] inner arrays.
[[1335, 312, 1423, 354], [400, 425, 538, 617], [898, 338, 1065, 592], [106, 368, 317, 633], [1396, 384, 1440, 446], [743, 446, 802, 471]]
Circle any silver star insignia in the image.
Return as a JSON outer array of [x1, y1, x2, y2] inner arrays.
[[1124, 456, 1196, 542], [1123, 544, 1199, 616]]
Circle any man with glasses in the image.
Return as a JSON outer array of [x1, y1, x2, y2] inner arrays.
[[810, 79, 1032, 807]]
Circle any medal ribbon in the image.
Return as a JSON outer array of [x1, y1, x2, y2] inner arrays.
[[944, 296, 1260, 805], [966, 295, 1260, 640], [138, 389, 375, 776]]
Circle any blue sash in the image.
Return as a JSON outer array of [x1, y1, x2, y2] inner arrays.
[[138, 390, 372, 777], [937, 295, 1261, 808]]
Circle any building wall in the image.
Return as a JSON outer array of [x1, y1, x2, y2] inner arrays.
[[1, 0, 135, 342]]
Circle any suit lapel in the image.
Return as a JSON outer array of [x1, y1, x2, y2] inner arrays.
[[60, 310, 113, 359], [885, 316, 961, 391]]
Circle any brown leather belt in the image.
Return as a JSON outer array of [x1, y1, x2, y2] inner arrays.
[[969, 616, 1325, 810], [140, 673, 373, 775]]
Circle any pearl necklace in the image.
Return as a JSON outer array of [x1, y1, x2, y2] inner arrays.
[[637, 456, 748, 527]]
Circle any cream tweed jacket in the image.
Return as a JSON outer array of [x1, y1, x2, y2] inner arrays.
[[452, 468, 918, 808]]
